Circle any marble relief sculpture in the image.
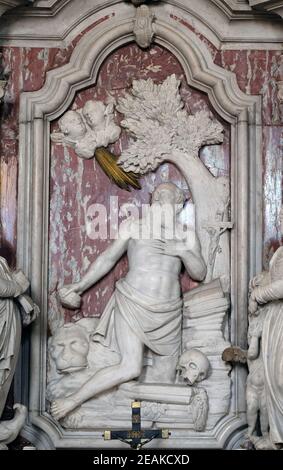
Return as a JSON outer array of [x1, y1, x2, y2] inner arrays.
[[116, 74, 231, 283], [246, 208, 283, 450], [51, 75, 231, 279], [51, 100, 121, 159], [246, 308, 269, 444], [51, 100, 140, 190], [48, 74, 232, 437], [176, 349, 210, 386], [48, 181, 231, 432], [133, 5, 155, 49], [0, 257, 39, 449], [51, 182, 207, 420]]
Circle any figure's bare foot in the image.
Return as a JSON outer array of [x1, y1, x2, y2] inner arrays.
[[250, 435, 277, 450], [51, 397, 79, 420]]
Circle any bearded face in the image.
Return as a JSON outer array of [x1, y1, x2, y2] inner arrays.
[[177, 349, 210, 385]]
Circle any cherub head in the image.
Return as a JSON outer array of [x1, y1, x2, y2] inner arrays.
[[58, 110, 86, 141], [49, 323, 90, 374], [177, 349, 210, 385], [82, 101, 105, 129]]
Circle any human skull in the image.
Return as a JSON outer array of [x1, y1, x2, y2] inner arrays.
[[50, 323, 90, 373], [177, 349, 210, 385]]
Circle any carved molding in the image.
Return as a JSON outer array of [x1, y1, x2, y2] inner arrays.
[[133, 4, 154, 48], [0, 0, 33, 15], [249, 0, 283, 19], [0, 0, 283, 47], [18, 10, 262, 449], [127, 0, 159, 5]]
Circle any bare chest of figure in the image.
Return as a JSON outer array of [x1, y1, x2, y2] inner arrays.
[[128, 238, 181, 271], [125, 239, 182, 299]]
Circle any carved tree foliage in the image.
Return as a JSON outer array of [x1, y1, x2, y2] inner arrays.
[[117, 74, 224, 174]]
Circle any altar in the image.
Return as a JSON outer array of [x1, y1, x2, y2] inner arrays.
[[0, 0, 282, 452]]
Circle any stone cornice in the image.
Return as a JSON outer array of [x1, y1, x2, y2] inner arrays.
[[0, 0, 282, 47], [0, 0, 33, 15], [249, 0, 283, 18]]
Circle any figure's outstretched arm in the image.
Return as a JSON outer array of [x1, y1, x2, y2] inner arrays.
[[58, 223, 131, 309], [76, 236, 129, 294]]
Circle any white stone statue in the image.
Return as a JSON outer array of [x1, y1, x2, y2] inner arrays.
[[51, 75, 231, 275], [47, 311, 211, 432], [247, 208, 283, 450], [120, 348, 210, 432], [0, 405, 27, 451], [46, 313, 120, 401], [116, 74, 231, 283], [176, 349, 210, 385], [50, 99, 142, 190], [51, 182, 207, 421], [51, 100, 121, 159], [0, 256, 38, 450], [176, 349, 210, 431], [245, 307, 269, 445]]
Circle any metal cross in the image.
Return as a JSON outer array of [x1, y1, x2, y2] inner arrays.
[[103, 400, 170, 449]]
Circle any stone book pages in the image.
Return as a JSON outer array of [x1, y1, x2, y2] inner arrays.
[[183, 279, 231, 431]]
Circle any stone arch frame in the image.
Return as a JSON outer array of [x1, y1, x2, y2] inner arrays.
[[17, 12, 262, 449]]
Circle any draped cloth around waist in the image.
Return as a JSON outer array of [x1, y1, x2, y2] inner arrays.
[[93, 278, 183, 357]]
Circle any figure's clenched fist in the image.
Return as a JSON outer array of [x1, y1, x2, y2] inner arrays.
[[58, 284, 81, 309]]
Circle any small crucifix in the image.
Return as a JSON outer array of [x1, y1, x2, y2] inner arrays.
[[203, 206, 234, 282], [103, 400, 170, 450]]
